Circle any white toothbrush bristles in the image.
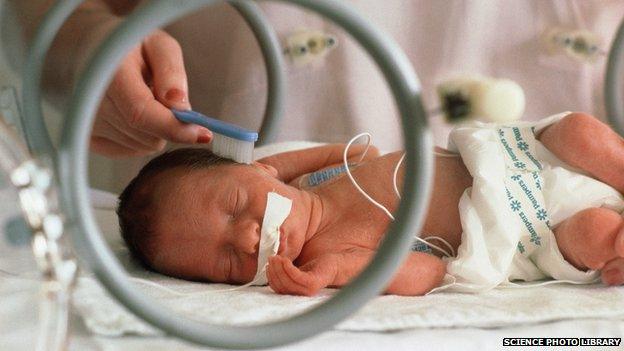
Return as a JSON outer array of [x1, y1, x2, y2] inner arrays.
[[211, 133, 255, 164]]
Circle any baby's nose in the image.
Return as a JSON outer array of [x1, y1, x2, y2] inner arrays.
[[236, 221, 260, 254]]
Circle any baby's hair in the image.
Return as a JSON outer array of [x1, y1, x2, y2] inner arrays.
[[117, 148, 235, 269]]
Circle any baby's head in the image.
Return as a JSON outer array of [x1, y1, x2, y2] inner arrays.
[[117, 148, 309, 284]]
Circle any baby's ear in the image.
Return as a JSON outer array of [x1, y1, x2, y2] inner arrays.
[[253, 161, 279, 178]]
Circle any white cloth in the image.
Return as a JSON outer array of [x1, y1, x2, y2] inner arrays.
[[74, 269, 624, 337], [434, 112, 624, 293]]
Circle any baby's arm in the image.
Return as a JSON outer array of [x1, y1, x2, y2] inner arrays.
[[267, 249, 446, 296], [257, 144, 380, 183]]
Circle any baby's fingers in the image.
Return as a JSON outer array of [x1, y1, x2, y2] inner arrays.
[[266, 257, 287, 294], [271, 256, 320, 296]]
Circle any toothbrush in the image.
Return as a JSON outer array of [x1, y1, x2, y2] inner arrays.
[[172, 109, 258, 164]]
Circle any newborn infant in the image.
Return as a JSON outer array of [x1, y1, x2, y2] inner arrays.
[[117, 112, 624, 296]]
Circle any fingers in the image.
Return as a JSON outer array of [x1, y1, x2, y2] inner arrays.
[[601, 258, 624, 286], [93, 96, 167, 153], [267, 256, 322, 296], [106, 47, 212, 145], [266, 257, 288, 294], [143, 30, 191, 110], [92, 118, 164, 155]]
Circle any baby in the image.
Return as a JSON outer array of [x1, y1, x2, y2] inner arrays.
[[117, 112, 624, 296]]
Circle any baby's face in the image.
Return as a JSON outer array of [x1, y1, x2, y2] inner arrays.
[[149, 163, 308, 284]]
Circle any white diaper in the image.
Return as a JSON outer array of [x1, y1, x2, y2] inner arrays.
[[431, 112, 624, 293]]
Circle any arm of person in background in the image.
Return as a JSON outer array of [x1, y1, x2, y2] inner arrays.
[[257, 144, 380, 184], [9, 0, 212, 158]]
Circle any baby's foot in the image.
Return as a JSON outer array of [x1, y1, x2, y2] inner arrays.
[[553, 207, 624, 284], [601, 258, 624, 285]]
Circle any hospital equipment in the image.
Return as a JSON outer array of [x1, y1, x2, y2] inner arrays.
[[436, 75, 526, 123], [9, 0, 433, 349], [172, 109, 258, 164], [543, 27, 605, 64], [6, 0, 624, 349], [284, 29, 338, 66], [606, 18, 624, 136]]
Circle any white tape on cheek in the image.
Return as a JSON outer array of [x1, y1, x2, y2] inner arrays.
[[250, 192, 292, 286]]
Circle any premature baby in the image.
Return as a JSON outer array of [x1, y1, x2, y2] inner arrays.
[[117, 112, 624, 296]]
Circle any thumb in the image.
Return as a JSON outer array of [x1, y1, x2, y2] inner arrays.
[[143, 30, 191, 110]]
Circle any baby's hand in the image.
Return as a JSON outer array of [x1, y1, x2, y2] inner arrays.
[[266, 256, 326, 296]]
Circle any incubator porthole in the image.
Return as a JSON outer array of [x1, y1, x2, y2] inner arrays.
[[35, 0, 431, 348]]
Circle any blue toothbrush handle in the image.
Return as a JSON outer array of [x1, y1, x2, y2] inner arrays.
[[172, 109, 258, 142]]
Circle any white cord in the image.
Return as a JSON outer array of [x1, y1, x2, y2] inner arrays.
[[344, 133, 456, 258], [127, 266, 268, 298], [343, 133, 395, 220], [392, 153, 405, 199], [433, 151, 460, 158], [423, 235, 455, 257]]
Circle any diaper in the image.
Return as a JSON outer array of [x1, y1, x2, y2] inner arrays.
[[431, 112, 624, 293]]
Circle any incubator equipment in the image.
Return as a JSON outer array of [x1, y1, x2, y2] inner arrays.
[[6, 0, 432, 349], [3, 0, 624, 349]]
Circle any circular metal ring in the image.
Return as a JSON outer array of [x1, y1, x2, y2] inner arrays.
[[22, 0, 83, 157], [58, 0, 433, 348], [605, 16, 624, 136]]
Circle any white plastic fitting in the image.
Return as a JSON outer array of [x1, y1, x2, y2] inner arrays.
[[437, 74, 526, 123]]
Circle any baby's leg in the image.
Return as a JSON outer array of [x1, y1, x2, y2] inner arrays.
[[538, 112, 624, 193], [554, 207, 624, 284], [539, 113, 624, 284]]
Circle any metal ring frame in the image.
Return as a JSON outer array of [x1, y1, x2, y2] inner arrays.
[[606, 17, 624, 136], [26, 0, 433, 348]]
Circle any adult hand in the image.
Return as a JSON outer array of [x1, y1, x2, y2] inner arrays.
[[91, 29, 212, 157]]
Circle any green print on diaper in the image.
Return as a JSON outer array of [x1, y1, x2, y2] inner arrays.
[[515, 177, 540, 210], [512, 127, 542, 170], [532, 171, 542, 190], [499, 126, 552, 256], [498, 127, 543, 171], [517, 242, 526, 254]]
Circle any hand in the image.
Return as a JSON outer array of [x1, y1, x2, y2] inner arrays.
[[91, 30, 213, 157], [266, 255, 327, 296]]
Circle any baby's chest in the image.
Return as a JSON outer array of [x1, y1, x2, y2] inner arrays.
[[316, 212, 391, 254]]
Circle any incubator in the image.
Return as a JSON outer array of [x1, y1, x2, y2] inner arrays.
[[2, 0, 624, 350], [3, 0, 431, 349]]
